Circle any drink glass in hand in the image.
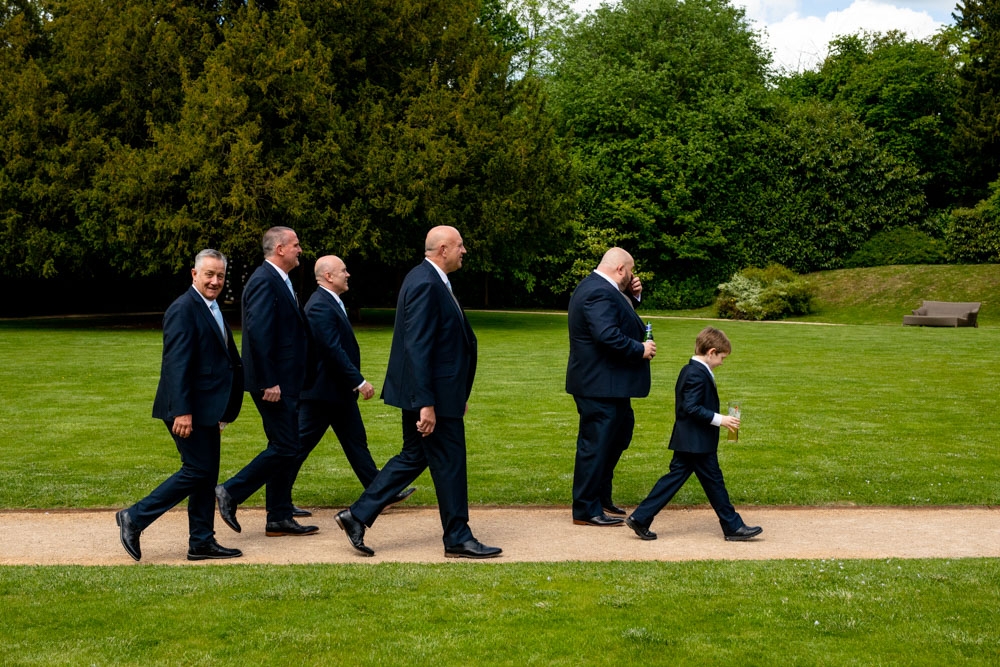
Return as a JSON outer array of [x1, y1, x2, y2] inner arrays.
[[727, 401, 741, 442]]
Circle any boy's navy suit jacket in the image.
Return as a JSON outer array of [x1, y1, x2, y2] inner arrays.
[[668, 359, 720, 454]]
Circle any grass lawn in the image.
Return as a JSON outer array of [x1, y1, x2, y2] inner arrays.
[[0, 310, 997, 509], [3, 559, 998, 665], [1, 265, 998, 666]]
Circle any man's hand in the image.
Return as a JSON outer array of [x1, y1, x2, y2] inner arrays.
[[358, 381, 375, 400], [643, 340, 656, 360], [720, 415, 741, 432], [628, 275, 643, 298], [416, 405, 436, 437], [262, 385, 281, 402], [171, 414, 193, 438]]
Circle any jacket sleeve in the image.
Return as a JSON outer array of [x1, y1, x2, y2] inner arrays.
[[159, 302, 197, 417], [308, 298, 364, 390]]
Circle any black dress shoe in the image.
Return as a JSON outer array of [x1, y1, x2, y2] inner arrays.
[[335, 509, 374, 556], [215, 484, 241, 533], [572, 514, 624, 527], [444, 538, 503, 559], [187, 540, 243, 561], [116, 509, 141, 561], [387, 487, 416, 506], [265, 518, 319, 536], [291, 505, 313, 518], [625, 516, 657, 541], [724, 525, 763, 541], [602, 501, 627, 516]]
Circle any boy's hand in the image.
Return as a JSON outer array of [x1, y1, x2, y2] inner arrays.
[[642, 340, 656, 359], [720, 415, 741, 431]]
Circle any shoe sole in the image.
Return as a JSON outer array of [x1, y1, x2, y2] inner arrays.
[[265, 529, 319, 537], [572, 519, 624, 526], [444, 551, 503, 559], [115, 511, 141, 561], [187, 552, 243, 561], [725, 531, 763, 541]]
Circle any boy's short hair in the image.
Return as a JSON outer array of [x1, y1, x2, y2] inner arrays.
[[695, 326, 731, 355]]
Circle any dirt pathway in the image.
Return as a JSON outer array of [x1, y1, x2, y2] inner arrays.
[[2, 506, 998, 565]]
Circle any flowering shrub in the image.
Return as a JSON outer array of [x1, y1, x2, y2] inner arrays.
[[715, 264, 815, 320]]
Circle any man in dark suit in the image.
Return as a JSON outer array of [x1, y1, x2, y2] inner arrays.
[[116, 249, 244, 561], [334, 226, 501, 559], [286, 255, 415, 514], [625, 326, 762, 541], [215, 226, 319, 537], [566, 247, 656, 526]]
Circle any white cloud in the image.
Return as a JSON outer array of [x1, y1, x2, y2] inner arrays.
[[569, 0, 950, 73], [745, 1, 946, 72]]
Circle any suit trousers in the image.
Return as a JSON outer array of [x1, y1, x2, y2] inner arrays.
[[224, 393, 300, 522], [129, 420, 220, 548], [351, 410, 473, 548], [630, 450, 743, 534], [291, 397, 379, 490], [572, 396, 634, 520]]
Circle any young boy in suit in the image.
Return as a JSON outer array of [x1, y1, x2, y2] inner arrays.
[[625, 326, 762, 541]]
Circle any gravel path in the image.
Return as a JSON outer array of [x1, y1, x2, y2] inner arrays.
[[3, 506, 998, 565]]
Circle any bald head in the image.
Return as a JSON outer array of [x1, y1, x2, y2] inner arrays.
[[595, 247, 636, 293], [424, 225, 466, 274], [314, 254, 350, 295]]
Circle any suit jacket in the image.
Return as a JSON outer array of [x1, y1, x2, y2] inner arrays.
[[381, 260, 477, 419], [668, 359, 720, 454], [152, 286, 244, 426], [565, 271, 650, 398], [241, 262, 310, 398], [301, 287, 364, 403]]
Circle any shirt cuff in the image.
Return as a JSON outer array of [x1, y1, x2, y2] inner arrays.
[[355, 380, 366, 392], [711, 413, 723, 427]]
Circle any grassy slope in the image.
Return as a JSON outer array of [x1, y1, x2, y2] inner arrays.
[[656, 264, 1000, 326]]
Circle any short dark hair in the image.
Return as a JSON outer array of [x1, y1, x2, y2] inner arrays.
[[262, 226, 295, 257]]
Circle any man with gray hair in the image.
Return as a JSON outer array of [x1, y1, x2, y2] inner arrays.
[[215, 226, 319, 538], [116, 249, 245, 561]]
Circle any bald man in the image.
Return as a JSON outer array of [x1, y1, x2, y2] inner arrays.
[[566, 248, 656, 526], [335, 227, 501, 559], [286, 256, 414, 516]]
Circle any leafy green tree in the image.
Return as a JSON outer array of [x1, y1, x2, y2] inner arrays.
[[953, 0, 1000, 202], [548, 0, 772, 307], [777, 30, 961, 210], [740, 98, 927, 272]]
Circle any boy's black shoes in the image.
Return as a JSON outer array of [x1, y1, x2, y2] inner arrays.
[[625, 516, 657, 540], [215, 484, 241, 533], [724, 525, 763, 541]]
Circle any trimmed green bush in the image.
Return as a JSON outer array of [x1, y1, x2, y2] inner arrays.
[[946, 180, 1000, 262], [715, 264, 815, 320], [845, 227, 947, 267]]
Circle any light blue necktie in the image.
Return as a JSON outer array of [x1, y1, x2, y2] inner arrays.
[[284, 277, 297, 303], [337, 297, 347, 316], [209, 301, 226, 338]]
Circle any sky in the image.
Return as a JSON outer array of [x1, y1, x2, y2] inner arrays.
[[570, 0, 959, 71]]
